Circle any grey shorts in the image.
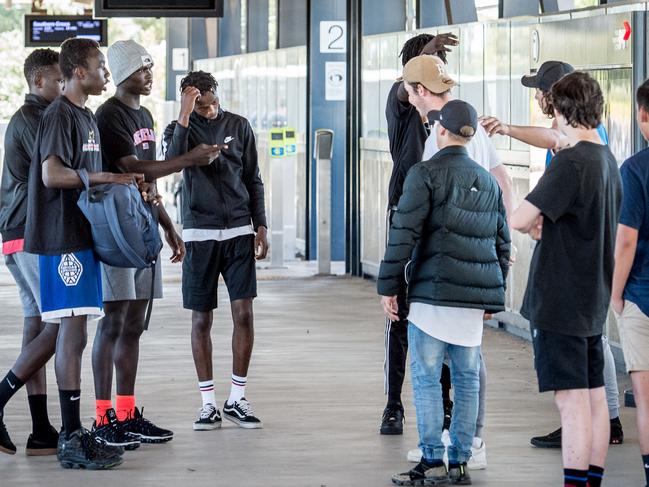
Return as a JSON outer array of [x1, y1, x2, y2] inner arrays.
[[101, 259, 163, 302], [5, 251, 41, 317]]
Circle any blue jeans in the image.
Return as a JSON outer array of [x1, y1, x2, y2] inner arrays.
[[409, 323, 481, 464]]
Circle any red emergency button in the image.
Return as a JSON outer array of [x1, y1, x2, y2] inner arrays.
[[623, 21, 631, 41]]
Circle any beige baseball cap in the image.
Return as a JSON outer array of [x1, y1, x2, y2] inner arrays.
[[402, 55, 458, 94]]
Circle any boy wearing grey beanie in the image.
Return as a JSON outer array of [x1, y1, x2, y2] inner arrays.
[[92, 40, 220, 447]]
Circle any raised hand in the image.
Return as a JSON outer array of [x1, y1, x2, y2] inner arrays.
[[421, 32, 459, 56]]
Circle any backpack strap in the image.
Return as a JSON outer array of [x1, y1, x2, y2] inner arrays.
[[103, 194, 149, 268], [143, 259, 156, 330], [76, 169, 91, 190]]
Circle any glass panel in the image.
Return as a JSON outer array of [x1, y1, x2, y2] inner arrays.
[[484, 22, 511, 151], [379, 34, 399, 141], [459, 24, 484, 115], [362, 36, 381, 139]]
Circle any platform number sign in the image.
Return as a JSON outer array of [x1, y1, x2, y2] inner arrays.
[[320, 21, 346, 53]]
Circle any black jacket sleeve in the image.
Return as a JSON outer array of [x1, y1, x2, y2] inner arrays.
[[241, 121, 267, 230], [377, 164, 431, 296], [163, 121, 190, 159], [496, 191, 511, 288]]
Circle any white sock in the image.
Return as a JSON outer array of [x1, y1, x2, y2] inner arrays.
[[227, 374, 247, 404], [199, 380, 215, 407]]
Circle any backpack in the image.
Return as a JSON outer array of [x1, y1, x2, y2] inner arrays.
[[76, 169, 162, 268]]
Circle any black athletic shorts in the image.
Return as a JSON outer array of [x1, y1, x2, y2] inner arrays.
[[182, 235, 257, 311], [532, 327, 604, 393]]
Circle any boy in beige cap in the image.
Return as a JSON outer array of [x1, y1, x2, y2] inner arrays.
[[401, 54, 514, 473]]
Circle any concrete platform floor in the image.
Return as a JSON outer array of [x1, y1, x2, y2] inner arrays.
[[0, 263, 644, 486]]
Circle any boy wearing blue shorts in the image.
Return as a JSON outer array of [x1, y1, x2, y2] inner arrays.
[[24, 38, 143, 470]]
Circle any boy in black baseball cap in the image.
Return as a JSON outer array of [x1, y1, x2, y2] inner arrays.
[[482, 60, 625, 449], [378, 98, 510, 486]]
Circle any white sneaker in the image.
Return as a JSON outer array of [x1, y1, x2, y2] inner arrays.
[[407, 447, 422, 463], [468, 437, 487, 470], [406, 430, 451, 463]]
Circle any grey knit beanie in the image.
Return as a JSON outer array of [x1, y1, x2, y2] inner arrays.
[[107, 40, 153, 86]]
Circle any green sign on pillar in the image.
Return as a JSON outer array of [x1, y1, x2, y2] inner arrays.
[[269, 128, 285, 158], [284, 128, 297, 156]]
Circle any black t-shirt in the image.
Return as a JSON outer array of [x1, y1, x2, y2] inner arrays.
[[0, 94, 50, 241], [520, 142, 622, 337], [96, 97, 156, 173], [386, 81, 428, 208], [24, 95, 102, 255]]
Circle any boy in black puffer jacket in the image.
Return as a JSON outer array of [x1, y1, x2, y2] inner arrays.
[[378, 99, 510, 486]]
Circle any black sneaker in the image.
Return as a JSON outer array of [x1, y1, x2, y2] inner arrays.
[[58, 428, 123, 470], [26, 424, 59, 456], [380, 405, 404, 435], [530, 427, 561, 448], [223, 398, 262, 429], [443, 400, 453, 431], [92, 408, 140, 450], [193, 404, 222, 431], [448, 463, 471, 485], [0, 411, 16, 455], [392, 460, 449, 485], [123, 407, 173, 444]]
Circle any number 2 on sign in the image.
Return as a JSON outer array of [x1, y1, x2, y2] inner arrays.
[[320, 21, 346, 53]]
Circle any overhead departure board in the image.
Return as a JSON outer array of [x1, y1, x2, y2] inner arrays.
[[94, 0, 223, 17], [25, 15, 107, 47]]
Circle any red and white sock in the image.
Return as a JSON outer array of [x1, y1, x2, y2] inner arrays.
[[199, 380, 215, 407], [227, 374, 247, 405]]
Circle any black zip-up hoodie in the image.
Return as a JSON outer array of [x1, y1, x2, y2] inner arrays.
[[163, 109, 267, 231], [0, 94, 50, 241]]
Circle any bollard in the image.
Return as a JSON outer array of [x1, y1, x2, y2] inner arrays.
[[314, 129, 334, 275]]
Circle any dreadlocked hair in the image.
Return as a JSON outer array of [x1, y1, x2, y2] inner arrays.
[[399, 33, 447, 66], [23, 48, 59, 86], [179, 70, 218, 94]]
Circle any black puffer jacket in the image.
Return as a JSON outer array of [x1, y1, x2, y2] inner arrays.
[[377, 145, 511, 312]]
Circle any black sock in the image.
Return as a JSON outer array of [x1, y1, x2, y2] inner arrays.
[[587, 465, 604, 487], [564, 468, 588, 487], [387, 396, 403, 409], [422, 458, 445, 468], [59, 390, 81, 438], [0, 371, 25, 410], [441, 363, 451, 402], [642, 454, 649, 487], [28, 394, 52, 436]]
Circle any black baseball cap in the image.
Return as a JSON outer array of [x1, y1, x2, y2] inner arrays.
[[427, 100, 478, 138], [521, 61, 574, 92]]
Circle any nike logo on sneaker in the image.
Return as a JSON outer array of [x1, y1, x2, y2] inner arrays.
[[70, 395, 81, 401], [224, 136, 235, 144], [6, 379, 15, 389]]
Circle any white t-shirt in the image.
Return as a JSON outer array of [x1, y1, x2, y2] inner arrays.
[[422, 122, 501, 171], [183, 224, 254, 242], [409, 304, 484, 347]]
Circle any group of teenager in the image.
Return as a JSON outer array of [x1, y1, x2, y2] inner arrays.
[[0, 38, 268, 469], [378, 33, 648, 486]]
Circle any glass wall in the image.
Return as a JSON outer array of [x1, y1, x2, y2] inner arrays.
[[195, 46, 308, 257]]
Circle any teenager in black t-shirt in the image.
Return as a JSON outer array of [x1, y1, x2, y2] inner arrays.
[[381, 33, 458, 437], [0, 49, 63, 456], [511, 72, 622, 487], [92, 40, 219, 447], [24, 38, 145, 470]]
